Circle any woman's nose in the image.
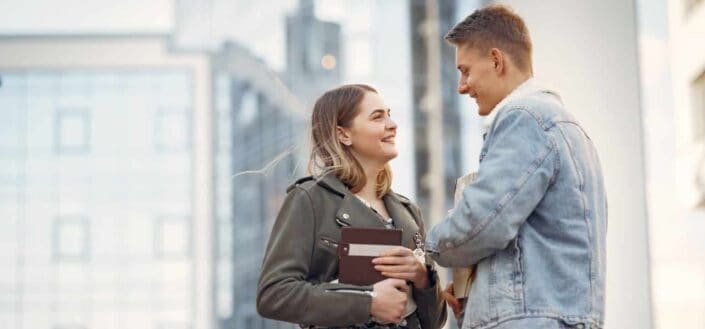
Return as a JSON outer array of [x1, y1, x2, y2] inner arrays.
[[386, 117, 398, 129]]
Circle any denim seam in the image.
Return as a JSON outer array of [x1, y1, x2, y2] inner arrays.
[[555, 123, 595, 314], [555, 120, 592, 141], [485, 106, 544, 149], [466, 313, 602, 329], [502, 106, 547, 130], [547, 132, 561, 186], [512, 236, 526, 313]]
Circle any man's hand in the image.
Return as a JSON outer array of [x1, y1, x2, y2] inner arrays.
[[441, 282, 464, 318]]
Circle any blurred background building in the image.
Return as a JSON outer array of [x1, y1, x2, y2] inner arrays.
[[644, 0, 705, 327], [1, 0, 704, 329], [0, 35, 213, 329], [408, 0, 464, 219]]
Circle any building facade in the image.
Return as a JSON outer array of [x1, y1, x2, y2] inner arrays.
[[0, 35, 213, 329]]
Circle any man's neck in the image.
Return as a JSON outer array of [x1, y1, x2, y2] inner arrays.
[[500, 72, 532, 101]]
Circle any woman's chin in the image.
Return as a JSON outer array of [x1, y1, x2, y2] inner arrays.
[[383, 150, 398, 162]]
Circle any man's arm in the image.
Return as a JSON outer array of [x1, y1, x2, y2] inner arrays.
[[426, 108, 558, 267]]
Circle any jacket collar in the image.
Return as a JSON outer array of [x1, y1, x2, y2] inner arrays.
[[383, 193, 418, 249], [315, 173, 348, 197], [316, 173, 419, 249], [315, 173, 411, 207], [482, 77, 562, 138]]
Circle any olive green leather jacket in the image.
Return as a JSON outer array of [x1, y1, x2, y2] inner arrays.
[[257, 174, 447, 328]]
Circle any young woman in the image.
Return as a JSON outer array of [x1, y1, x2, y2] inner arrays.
[[257, 84, 446, 329]]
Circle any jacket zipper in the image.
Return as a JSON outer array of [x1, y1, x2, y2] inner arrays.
[[320, 237, 339, 248]]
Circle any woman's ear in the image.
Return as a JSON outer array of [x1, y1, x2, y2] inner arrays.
[[336, 126, 352, 146]]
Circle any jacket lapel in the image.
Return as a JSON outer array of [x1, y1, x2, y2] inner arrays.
[[316, 174, 421, 245], [335, 193, 388, 229], [384, 193, 420, 250], [317, 174, 387, 229]]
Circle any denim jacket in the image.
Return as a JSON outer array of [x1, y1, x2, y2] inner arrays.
[[426, 89, 607, 329]]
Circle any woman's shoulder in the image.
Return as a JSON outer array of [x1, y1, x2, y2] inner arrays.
[[285, 174, 345, 197], [286, 176, 317, 193]]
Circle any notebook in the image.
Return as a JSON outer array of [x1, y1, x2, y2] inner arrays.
[[338, 226, 402, 285]]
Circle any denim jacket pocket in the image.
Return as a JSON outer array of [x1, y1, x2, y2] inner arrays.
[[487, 238, 524, 320]]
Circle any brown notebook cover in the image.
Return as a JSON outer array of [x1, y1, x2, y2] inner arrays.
[[337, 227, 402, 286]]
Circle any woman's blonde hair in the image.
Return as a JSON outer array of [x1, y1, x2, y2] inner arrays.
[[307, 84, 393, 197]]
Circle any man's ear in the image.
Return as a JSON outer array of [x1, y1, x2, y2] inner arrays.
[[490, 48, 505, 74], [337, 126, 352, 146]]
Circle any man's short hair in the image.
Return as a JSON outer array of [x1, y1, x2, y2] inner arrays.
[[445, 4, 532, 72]]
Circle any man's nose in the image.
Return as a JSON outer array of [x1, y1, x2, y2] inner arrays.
[[458, 84, 470, 94], [458, 78, 469, 94]]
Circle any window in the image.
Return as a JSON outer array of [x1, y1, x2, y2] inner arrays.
[[55, 109, 91, 154], [155, 108, 190, 152], [154, 216, 191, 259], [237, 91, 258, 127], [0, 73, 25, 154], [53, 216, 90, 262]]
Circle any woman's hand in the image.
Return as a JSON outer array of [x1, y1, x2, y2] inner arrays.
[[370, 278, 409, 324], [372, 246, 429, 289]]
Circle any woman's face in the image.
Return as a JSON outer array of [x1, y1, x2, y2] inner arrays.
[[339, 91, 398, 166]]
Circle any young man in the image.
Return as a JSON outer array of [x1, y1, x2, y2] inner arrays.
[[425, 5, 607, 329]]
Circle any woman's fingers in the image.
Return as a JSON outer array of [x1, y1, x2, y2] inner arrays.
[[372, 256, 409, 265], [378, 246, 412, 257], [374, 264, 416, 273], [380, 271, 415, 281]]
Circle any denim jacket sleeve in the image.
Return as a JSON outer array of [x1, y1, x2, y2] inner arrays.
[[426, 108, 558, 267]]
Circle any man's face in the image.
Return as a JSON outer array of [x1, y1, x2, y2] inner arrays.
[[455, 44, 502, 116]]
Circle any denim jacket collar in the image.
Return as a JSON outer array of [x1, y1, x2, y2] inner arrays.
[[482, 77, 557, 138]]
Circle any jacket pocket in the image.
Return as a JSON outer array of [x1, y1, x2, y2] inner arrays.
[[318, 237, 339, 255]]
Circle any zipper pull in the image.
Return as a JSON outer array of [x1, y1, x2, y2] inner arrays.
[[413, 232, 426, 264]]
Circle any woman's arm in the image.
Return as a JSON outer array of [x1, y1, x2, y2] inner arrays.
[[257, 187, 373, 327]]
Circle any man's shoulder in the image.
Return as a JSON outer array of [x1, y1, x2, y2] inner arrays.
[[499, 91, 572, 129]]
